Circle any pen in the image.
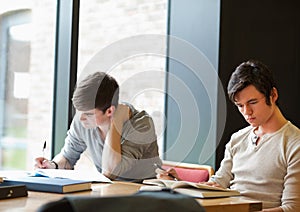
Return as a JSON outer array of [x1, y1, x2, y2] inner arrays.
[[42, 141, 46, 159], [154, 163, 177, 180]]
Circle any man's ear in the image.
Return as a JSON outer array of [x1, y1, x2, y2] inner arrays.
[[105, 105, 115, 117], [271, 87, 278, 102]]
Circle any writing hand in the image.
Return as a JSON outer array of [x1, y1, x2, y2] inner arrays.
[[155, 167, 180, 181], [34, 157, 56, 169]]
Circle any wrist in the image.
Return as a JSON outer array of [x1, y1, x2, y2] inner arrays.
[[50, 160, 58, 169]]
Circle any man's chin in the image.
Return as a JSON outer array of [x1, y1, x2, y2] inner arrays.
[[249, 122, 258, 127], [81, 123, 96, 129]]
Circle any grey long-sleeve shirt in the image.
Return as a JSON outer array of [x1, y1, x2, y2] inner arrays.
[[60, 103, 162, 181], [211, 121, 300, 211]]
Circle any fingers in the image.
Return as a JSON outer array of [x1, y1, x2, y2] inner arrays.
[[202, 181, 223, 188], [156, 173, 174, 180], [167, 169, 178, 178], [155, 167, 171, 179], [155, 167, 179, 180], [111, 104, 130, 133], [155, 168, 168, 177], [34, 157, 45, 169], [155, 167, 166, 175], [34, 157, 52, 169]]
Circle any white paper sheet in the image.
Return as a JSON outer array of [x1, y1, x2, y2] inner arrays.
[[33, 169, 111, 183]]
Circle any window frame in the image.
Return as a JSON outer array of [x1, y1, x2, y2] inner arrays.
[[52, 0, 79, 156]]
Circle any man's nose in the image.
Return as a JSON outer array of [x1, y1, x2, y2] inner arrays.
[[80, 113, 87, 121], [243, 104, 252, 115]]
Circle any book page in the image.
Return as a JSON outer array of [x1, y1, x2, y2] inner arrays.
[[0, 170, 32, 179], [143, 179, 235, 192], [143, 179, 177, 187], [172, 181, 232, 191], [34, 169, 111, 183], [174, 188, 240, 198]]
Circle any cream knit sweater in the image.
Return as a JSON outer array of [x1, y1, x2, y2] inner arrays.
[[211, 121, 300, 211]]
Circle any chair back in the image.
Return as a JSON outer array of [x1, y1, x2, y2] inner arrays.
[[162, 160, 214, 183]]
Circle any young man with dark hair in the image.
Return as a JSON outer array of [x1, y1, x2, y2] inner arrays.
[[158, 60, 300, 211], [35, 72, 162, 181]]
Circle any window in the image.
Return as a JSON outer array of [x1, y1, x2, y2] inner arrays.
[[76, 0, 168, 166], [0, 1, 56, 170], [0, 0, 168, 170]]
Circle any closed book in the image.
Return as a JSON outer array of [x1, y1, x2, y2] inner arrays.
[[0, 183, 28, 199], [3, 177, 92, 194]]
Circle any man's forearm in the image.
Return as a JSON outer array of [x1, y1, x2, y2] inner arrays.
[[102, 104, 130, 179], [102, 123, 122, 178]]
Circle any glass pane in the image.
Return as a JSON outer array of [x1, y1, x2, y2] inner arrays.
[[0, 1, 56, 170], [77, 0, 168, 166]]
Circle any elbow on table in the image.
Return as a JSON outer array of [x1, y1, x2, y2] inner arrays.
[[102, 170, 117, 180]]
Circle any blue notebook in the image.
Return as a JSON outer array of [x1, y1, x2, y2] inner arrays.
[[3, 176, 92, 194]]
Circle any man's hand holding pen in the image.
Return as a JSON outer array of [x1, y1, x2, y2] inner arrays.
[[34, 157, 57, 169], [34, 141, 58, 169], [154, 163, 181, 181]]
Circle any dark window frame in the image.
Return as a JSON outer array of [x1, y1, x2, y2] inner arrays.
[[52, 0, 79, 156]]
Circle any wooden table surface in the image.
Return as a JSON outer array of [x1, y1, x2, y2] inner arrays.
[[0, 181, 262, 212]]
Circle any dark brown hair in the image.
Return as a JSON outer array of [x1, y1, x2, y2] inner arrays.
[[227, 60, 276, 106], [72, 72, 119, 112]]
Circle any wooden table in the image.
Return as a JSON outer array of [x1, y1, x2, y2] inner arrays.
[[0, 181, 262, 212]]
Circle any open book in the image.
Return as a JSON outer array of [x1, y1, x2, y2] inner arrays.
[[142, 179, 240, 198]]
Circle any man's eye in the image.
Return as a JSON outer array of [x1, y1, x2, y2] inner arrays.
[[249, 101, 258, 105]]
